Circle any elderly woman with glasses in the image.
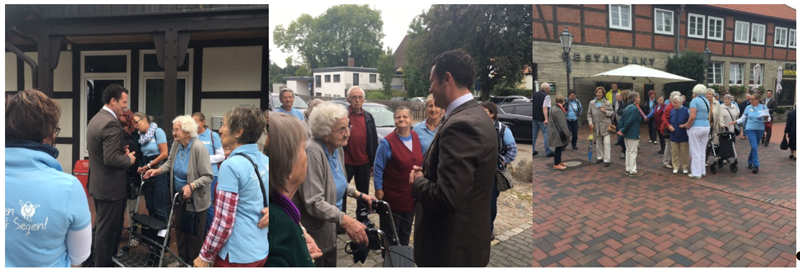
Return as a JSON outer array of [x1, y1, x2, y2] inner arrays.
[[132, 112, 170, 223], [294, 102, 377, 267], [144, 115, 213, 267]]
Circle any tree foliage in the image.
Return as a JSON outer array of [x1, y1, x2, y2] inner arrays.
[[377, 47, 396, 95], [273, 4, 385, 69], [404, 5, 533, 101], [664, 51, 705, 101], [402, 64, 428, 98]]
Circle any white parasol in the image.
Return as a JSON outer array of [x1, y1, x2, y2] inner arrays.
[[752, 63, 761, 94], [584, 64, 695, 85], [777, 66, 784, 95]]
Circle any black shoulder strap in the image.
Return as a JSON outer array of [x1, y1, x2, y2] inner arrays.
[[235, 153, 267, 207]]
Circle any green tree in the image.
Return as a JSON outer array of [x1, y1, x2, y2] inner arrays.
[[294, 65, 311, 77], [664, 51, 705, 101], [404, 5, 533, 101], [273, 5, 385, 69], [402, 64, 428, 98], [377, 47, 396, 95]]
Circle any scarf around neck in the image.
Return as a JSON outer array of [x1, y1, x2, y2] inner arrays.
[[138, 122, 158, 145]]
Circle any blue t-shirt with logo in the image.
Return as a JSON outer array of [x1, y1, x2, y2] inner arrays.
[[197, 129, 222, 177], [216, 144, 269, 263], [140, 128, 167, 158], [5, 147, 91, 267]]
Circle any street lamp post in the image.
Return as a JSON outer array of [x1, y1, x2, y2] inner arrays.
[[703, 45, 712, 87], [560, 27, 574, 93]]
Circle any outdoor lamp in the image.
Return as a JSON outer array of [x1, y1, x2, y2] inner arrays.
[[560, 27, 574, 92], [703, 46, 712, 86]]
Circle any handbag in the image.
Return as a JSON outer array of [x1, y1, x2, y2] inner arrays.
[[179, 195, 200, 236], [496, 169, 514, 192], [781, 135, 789, 150], [608, 123, 617, 133], [554, 106, 568, 142]]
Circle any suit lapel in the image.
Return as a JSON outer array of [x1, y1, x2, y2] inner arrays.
[[422, 99, 477, 167]]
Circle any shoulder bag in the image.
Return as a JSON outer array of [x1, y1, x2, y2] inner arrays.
[[234, 153, 268, 208], [725, 108, 741, 136], [495, 125, 513, 192]]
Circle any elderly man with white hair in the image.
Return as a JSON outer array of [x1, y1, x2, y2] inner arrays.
[[144, 115, 213, 267], [532, 82, 553, 156], [681, 84, 712, 179], [342, 86, 378, 222]]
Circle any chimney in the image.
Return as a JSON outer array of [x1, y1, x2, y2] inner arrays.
[[348, 58, 355, 67]]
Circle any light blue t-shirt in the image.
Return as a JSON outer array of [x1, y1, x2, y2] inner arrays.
[[5, 147, 91, 267], [173, 140, 193, 190], [140, 128, 167, 158], [322, 144, 348, 210], [689, 96, 711, 127], [276, 107, 305, 121], [197, 129, 222, 177], [742, 104, 768, 131], [502, 127, 516, 146], [413, 119, 438, 155], [566, 100, 580, 121], [216, 144, 269, 263]]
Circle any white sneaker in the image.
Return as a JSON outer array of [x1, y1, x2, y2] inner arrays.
[[665, 164, 673, 169], [683, 170, 688, 174], [167, 261, 185, 267], [673, 169, 678, 174], [688, 174, 701, 179]]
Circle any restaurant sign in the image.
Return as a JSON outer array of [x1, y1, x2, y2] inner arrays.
[[571, 53, 656, 66], [783, 63, 796, 78]]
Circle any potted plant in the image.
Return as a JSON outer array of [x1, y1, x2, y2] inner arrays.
[[776, 106, 788, 121]]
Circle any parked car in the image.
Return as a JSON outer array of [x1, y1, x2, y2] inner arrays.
[[390, 97, 407, 101], [409, 96, 425, 111], [501, 95, 529, 104], [270, 92, 309, 112], [497, 103, 532, 142], [328, 101, 395, 143], [509, 97, 531, 103]]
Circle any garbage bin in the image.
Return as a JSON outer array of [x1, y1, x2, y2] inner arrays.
[[73, 160, 90, 198]]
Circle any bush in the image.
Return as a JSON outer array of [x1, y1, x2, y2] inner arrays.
[[728, 85, 746, 94], [664, 51, 705, 101], [777, 107, 788, 114], [365, 89, 407, 100]]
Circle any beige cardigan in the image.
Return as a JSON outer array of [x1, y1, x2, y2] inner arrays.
[[157, 137, 214, 212]]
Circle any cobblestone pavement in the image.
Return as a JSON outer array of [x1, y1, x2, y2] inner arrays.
[[335, 143, 534, 267], [532, 123, 796, 267]]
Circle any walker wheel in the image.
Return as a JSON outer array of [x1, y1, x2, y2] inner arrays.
[[730, 164, 738, 173], [710, 164, 717, 174]]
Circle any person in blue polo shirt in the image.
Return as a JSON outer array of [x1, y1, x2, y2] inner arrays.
[[192, 112, 226, 234], [5, 90, 92, 267], [196, 106, 269, 267], [412, 94, 444, 155], [132, 112, 169, 223], [276, 88, 305, 120]]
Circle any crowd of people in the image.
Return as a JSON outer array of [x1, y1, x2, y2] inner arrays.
[[5, 86, 269, 267], [532, 82, 796, 178]]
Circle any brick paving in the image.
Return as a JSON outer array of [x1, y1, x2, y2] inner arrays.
[[532, 123, 796, 267]]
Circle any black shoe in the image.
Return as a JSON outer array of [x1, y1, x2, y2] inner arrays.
[[596, 159, 603, 164], [791, 155, 796, 160], [546, 153, 554, 157], [764, 143, 769, 147], [532, 151, 539, 156], [572, 146, 578, 150], [614, 143, 621, 146], [753, 166, 759, 173], [604, 162, 610, 167], [657, 150, 664, 155], [748, 163, 753, 169]]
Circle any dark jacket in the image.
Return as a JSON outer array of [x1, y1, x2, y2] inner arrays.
[[87, 109, 133, 201], [411, 99, 497, 267], [786, 110, 796, 139], [532, 90, 549, 122], [764, 97, 778, 116], [618, 104, 642, 140], [669, 106, 690, 143], [267, 197, 315, 267], [343, 107, 379, 167], [642, 97, 656, 115], [739, 100, 751, 117]]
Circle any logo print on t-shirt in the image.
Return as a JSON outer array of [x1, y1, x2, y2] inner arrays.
[[19, 200, 40, 222]]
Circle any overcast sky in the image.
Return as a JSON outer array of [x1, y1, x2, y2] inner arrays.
[[268, 3, 432, 68]]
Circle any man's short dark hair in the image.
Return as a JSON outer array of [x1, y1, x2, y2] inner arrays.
[[767, 90, 773, 94], [481, 101, 498, 122], [568, 90, 576, 96], [431, 50, 475, 90], [102, 84, 129, 104]]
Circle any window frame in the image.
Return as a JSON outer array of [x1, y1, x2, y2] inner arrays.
[[653, 8, 674, 35], [750, 23, 766, 45], [775, 26, 788, 47], [789, 29, 796, 49], [315, 75, 321, 88], [707, 16, 724, 41], [729, 63, 744, 86], [707, 62, 724, 85], [687, 13, 705, 39], [608, 4, 632, 31], [324, 74, 331, 83], [369, 74, 377, 83], [333, 74, 341, 83], [734, 21, 750, 44]]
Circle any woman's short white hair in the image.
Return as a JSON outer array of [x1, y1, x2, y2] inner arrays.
[[672, 96, 683, 103], [692, 84, 708, 95], [669, 91, 681, 101], [309, 102, 348, 139], [173, 115, 199, 138]]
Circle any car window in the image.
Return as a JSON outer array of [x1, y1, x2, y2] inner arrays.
[[515, 104, 533, 116], [363, 105, 395, 127]]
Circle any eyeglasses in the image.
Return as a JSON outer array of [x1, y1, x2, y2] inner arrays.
[[335, 125, 353, 135], [133, 118, 142, 123], [348, 96, 365, 100], [54, 127, 61, 137]]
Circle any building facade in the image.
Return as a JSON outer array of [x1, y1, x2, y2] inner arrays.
[[5, 4, 268, 173], [311, 66, 381, 97], [533, 4, 796, 122]]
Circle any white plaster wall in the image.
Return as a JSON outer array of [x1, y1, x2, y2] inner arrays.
[[56, 144, 74, 174], [54, 99, 73, 138], [23, 51, 72, 92], [200, 98, 261, 129], [6, 52, 18, 91], [202, 46, 262, 92], [286, 80, 310, 96]]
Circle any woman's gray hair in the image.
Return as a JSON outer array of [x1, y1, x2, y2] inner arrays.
[[309, 102, 348, 139], [706, 88, 716, 95], [224, 106, 266, 144], [692, 84, 708, 95], [269, 112, 311, 194], [173, 115, 198, 137], [723, 94, 735, 102], [627, 91, 640, 104], [672, 96, 683, 105], [669, 91, 682, 102], [133, 112, 153, 124], [304, 98, 326, 120]]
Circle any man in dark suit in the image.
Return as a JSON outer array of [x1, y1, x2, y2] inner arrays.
[[763, 90, 778, 146], [87, 84, 136, 267], [409, 50, 498, 267]]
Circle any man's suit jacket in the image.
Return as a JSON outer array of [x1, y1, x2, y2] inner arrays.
[[764, 98, 778, 116], [411, 99, 498, 267], [87, 109, 133, 201]]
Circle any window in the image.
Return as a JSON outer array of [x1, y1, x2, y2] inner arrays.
[[749, 64, 764, 86], [707, 16, 724, 41], [84, 55, 128, 73], [707, 62, 723, 85], [315, 75, 321, 87], [142, 53, 190, 72], [789, 29, 796, 48], [325, 75, 331, 82], [775, 27, 788, 47], [735, 21, 750, 43], [369, 74, 377, 83], [751, 23, 766, 45], [687, 13, 705, 38], [654, 8, 673, 35], [729, 63, 743, 85], [609, 4, 631, 30], [353, 73, 359, 86], [333, 74, 341, 83]]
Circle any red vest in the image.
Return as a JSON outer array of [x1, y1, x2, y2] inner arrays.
[[382, 130, 423, 212]]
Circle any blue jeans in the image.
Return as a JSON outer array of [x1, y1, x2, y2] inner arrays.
[[142, 173, 169, 223], [205, 176, 219, 234], [532, 120, 552, 155], [746, 130, 764, 167], [567, 120, 579, 147]]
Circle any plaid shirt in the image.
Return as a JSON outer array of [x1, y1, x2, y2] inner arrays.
[[502, 142, 518, 165], [199, 190, 239, 263]]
